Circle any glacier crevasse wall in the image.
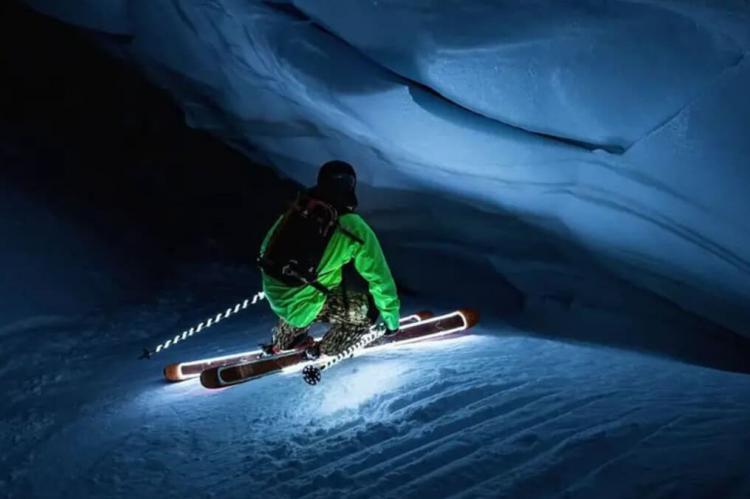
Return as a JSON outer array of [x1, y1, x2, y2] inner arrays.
[[20, 0, 750, 345]]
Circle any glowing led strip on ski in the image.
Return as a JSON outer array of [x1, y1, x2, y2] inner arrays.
[[168, 340, 321, 381], [169, 313, 424, 380], [145, 291, 265, 358], [282, 310, 470, 375], [366, 309, 470, 353]]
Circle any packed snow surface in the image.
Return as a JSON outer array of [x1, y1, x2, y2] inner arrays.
[[2, 298, 750, 498]]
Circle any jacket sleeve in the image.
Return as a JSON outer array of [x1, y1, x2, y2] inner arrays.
[[350, 217, 401, 330]]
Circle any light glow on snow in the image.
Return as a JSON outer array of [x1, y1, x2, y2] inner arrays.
[[317, 361, 407, 415], [312, 335, 477, 415]]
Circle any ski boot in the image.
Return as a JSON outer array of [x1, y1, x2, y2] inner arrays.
[[383, 327, 400, 338], [259, 343, 280, 358], [289, 333, 316, 351], [303, 343, 321, 361], [261, 332, 315, 358]]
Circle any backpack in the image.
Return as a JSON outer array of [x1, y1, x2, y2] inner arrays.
[[258, 192, 362, 294]]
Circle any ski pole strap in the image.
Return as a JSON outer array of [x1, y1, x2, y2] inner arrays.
[[140, 291, 266, 359], [278, 262, 332, 296]]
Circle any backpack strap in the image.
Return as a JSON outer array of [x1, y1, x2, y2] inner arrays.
[[280, 222, 361, 296], [257, 254, 332, 295], [279, 258, 332, 296]]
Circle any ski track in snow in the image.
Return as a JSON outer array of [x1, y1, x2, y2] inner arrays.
[[2, 305, 750, 499]]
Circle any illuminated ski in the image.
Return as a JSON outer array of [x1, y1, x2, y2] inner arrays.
[[199, 309, 479, 389], [163, 312, 429, 382]]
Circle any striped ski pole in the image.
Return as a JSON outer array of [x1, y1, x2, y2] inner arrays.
[[140, 291, 265, 359], [301, 323, 386, 385]]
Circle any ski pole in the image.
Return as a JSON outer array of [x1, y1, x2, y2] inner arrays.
[[140, 291, 265, 359], [301, 323, 386, 385]]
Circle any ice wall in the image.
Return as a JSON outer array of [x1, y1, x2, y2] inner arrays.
[[20, 1, 750, 344]]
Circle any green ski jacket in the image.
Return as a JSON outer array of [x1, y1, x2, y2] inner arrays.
[[260, 213, 400, 330]]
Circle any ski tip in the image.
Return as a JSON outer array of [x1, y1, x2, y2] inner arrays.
[[163, 364, 183, 382], [458, 308, 480, 328], [139, 348, 152, 360]]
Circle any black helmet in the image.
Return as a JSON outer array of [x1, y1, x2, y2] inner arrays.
[[318, 160, 356, 190], [314, 160, 358, 211]]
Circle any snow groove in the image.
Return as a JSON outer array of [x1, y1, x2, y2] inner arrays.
[[287, 382, 531, 484], [354, 394, 621, 499], [561, 415, 686, 496], [448, 407, 663, 499]]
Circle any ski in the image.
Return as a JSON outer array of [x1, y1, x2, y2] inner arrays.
[[200, 308, 478, 389], [163, 312, 430, 382]]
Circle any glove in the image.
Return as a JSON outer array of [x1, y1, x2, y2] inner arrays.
[[374, 316, 399, 337], [373, 316, 387, 334]]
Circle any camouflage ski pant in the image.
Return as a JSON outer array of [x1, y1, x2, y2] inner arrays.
[[273, 288, 372, 356]]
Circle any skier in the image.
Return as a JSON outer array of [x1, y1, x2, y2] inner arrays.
[[258, 160, 400, 360]]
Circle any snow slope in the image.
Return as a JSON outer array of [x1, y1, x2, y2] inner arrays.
[[2, 291, 750, 498]]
